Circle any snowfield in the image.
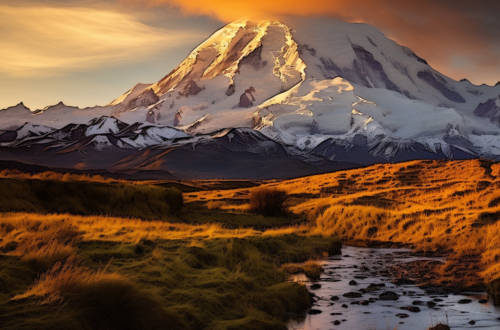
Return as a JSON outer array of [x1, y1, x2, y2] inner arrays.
[[1, 17, 499, 178]]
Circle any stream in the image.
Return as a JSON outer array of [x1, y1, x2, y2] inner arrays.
[[288, 246, 500, 330]]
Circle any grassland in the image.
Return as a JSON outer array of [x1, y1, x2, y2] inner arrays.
[[0, 175, 340, 329], [189, 159, 500, 299], [2, 158, 500, 330]]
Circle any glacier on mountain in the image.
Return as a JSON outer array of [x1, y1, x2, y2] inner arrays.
[[1, 17, 500, 178]]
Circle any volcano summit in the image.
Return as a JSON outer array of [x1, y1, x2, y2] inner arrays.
[[1, 17, 500, 179]]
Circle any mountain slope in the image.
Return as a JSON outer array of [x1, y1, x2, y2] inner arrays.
[[0, 17, 500, 178]]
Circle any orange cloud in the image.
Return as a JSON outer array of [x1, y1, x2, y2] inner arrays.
[[127, 0, 500, 85]]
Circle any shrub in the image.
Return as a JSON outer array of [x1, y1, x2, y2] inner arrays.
[[249, 187, 288, 216], [165, 187, 183, 215]]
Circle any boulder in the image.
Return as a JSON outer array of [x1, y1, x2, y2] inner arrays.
[[379, 291, 399, 300]]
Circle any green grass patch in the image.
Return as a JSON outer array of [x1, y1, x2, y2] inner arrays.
[[0, 234, 341, 330]]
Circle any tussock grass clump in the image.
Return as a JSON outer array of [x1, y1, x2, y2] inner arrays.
[[13, 259, 187, 330], [282, 260, 324, 280], [249, 187, 288, 216]]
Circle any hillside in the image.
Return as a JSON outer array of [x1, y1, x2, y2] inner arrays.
[[188, 159, 500, 295]]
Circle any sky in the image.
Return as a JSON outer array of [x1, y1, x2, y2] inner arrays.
[[1, 0, 499, 110]]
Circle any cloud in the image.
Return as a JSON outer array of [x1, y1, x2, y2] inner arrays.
[[128, 0, 500, 85], [0, 3, 203, 77]]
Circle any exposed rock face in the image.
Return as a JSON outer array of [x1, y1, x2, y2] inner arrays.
[[239, 44, 267, 70], [173, 111, 182, 127], [417, 70, 466, 103], [179, 80, 203, 97], [350, 44, 402, 94], [146, 106, 162, 124], [226, 84, 236, 96], [130, 89, 159, 109], [474, 95, 500, 127], [444, 123, 473, 148], [239, 87, 256, 108]]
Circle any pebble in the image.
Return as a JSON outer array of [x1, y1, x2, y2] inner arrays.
[[343, 292, 363, 298], [333, 320, 341, 325], [308, 309, 322, 315], [458, 299, 472, 304], [478, 299, 488, 304], [469, 320, 476, 325], [341, 304, 348, 308], [310, 284, 321, 290], [349, 280, 358, 285], [402, 306, 421, 313], [330, 296, 340, 301]]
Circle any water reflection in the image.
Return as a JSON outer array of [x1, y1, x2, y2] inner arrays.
[[288, 246, 500, 330]]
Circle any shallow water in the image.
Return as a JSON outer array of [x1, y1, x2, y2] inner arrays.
[[288, 246, 500, 330]]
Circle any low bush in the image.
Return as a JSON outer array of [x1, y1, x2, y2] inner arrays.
[[248, 187, 288, 216]]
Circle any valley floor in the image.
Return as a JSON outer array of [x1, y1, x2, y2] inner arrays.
[[1, 159, 499, 329]]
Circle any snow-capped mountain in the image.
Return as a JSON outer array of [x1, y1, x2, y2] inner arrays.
[[1, 17, 499, 178]]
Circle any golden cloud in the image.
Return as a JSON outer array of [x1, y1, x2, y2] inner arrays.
[[0, 4, 203, 77]]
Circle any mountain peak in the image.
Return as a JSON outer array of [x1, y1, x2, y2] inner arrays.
[[1, 102, 31, 113]]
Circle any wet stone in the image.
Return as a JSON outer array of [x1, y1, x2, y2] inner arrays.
[[379, 291, 399, 300], [330, 313, 342, 316], [308, 309, 322, 315], [478, 299, 488, 304], [469, 320, 476, 325], [349, 280, 358, 285], [396, 313, 409, 319], [428, 324, 451, 330], [401, 306, 421, 313], [412, 300, 424, 305], [458, 299, 472, 304], [394, 278, 417, 285], [330, 295, 340, 301], [341, 304, 348, 308], [310, 284, 322, 290], [333, 320, 341, 325], [343, 292, 363, 298]]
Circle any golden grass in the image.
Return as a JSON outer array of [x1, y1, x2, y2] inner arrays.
[[187, 159, 500, 290], [0, 210, 340, 329]]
